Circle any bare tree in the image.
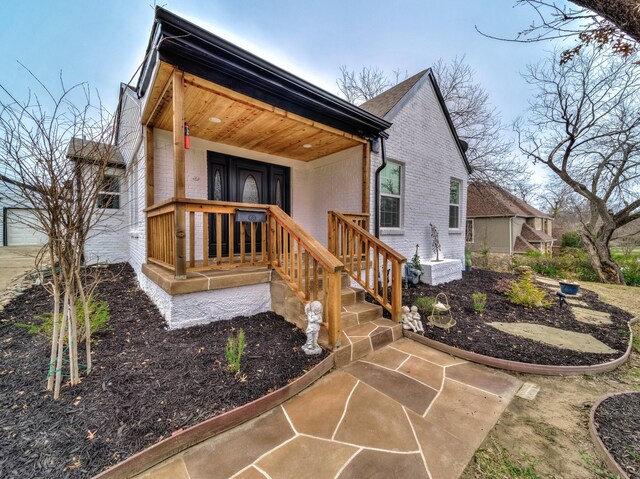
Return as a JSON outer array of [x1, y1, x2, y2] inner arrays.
[[478, 1, 638, 62], [0, 73, 119, 399], [336, 65, 403, 104], [516, 45, 640, 283]]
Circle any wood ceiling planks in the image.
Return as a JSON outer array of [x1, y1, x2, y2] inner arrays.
[[143, 62, 365, 161]]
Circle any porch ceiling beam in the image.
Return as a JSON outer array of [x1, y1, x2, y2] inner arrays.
[[145, 73, 174, 126], [183, 74, 367, 145]]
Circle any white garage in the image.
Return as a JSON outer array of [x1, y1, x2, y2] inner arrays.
[[5, 209, 47, 246]]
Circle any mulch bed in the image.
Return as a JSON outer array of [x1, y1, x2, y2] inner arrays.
[[371, 269, 633, 366], [594, 393, 640, 479], [0, 264, 327, 479]]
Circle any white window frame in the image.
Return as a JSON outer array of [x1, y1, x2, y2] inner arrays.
[[465, 218, 474, 243], [379, 160, 405, 234], [449, 178, 462, 230], [97, 172, 122, 210]]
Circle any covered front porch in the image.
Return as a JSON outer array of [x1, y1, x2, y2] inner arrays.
[[136, 10, 400, 348]]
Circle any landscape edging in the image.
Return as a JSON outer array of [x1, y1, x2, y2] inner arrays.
[[589, 391, 635, 479], [93, 353, 334, 479], [404, 317, 637, 376]]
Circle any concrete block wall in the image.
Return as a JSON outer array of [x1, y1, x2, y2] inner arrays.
[[369, 75, 469, 269]]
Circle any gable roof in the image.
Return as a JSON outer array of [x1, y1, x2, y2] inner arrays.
[[521, 222, 554, 242], [360, 69, 472, 174], [513, 235, 537, 253], [360, 71, 427, 118], [136, 7, 391, 140], [467, 182, 551, 219]]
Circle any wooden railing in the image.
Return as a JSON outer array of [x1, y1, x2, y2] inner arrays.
[[269, 206, 344, 347], [145, 198, 344, 349], [328, 211, 406, 321]]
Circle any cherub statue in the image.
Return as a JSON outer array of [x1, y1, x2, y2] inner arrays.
[[303, 301, 323, 355], [410, 305, 424, 332], [401, 305, 413, 330]]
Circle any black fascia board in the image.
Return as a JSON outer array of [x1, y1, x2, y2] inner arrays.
[[140, 7, 390, 139]]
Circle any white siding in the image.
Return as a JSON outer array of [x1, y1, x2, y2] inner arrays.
[[370, 76, 470, 267]]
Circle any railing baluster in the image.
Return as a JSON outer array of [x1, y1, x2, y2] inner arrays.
[[202, 213, 209, 267], [189, 212, 195, 268], [313, 258, 319, 301], [382, 252, 388, 306], [240, 222, 246, 264], [229, 213, 234, 265], [216, 213, 222, 265], [305, 251, 310, 300], [251, 222, 256, 264], [364, 238, 370, 290], [297, 240, 303, 292], [373, 245, 379, 300], [261, 222, 267, 262]]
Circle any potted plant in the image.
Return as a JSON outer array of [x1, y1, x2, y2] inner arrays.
[[406, 244, 423, 285], [464, 246, 472, 272]]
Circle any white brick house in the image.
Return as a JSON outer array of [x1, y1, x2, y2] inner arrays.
[[89, 8, 470, 351]]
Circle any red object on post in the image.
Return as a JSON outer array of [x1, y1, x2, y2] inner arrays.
[[184, 122, 190, 150]]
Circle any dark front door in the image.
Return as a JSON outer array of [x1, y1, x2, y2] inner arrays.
[[207, 152, 290, 257]]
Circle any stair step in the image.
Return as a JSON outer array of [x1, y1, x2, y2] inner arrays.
[[343, 301, 383, 323], [335, 318, 402, 367]]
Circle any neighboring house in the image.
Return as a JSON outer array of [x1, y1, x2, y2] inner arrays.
[[466, 182, 554, 255], [102, 8, 469, 354], [0, 174, 47, 247]]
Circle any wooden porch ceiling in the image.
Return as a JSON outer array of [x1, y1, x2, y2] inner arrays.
[[142, 62, 365, 161]]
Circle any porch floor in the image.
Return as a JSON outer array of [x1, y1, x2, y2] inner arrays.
[[142, 263, 271, 295], [136, 338, 522, 479]]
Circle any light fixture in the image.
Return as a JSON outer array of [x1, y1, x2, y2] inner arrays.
[[208, 117, 222, 123], [302, 143, 313, 148]]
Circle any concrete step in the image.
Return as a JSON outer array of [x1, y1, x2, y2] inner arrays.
[[343, 301, 383, 324], [334, 318, 402, 367]]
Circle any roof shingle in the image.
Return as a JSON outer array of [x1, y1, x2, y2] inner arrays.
[[467, 182, 550, 219]]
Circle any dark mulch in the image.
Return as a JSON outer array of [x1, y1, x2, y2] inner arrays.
[[370, 269, 633, 366], [0, 264, 327, 479], [594, 393, 640, 479]]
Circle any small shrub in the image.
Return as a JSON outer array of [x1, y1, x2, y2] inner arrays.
[[505, 271, 552, 308], [226, 328, 246, 374], [614, 255, 640, 286], [472, 292, 487, 313], [561, 231, 584, 249], [17, 295, 111, 343], [410, 244, 423, 273], [480, 245, 491, 267], [414, 296, 440, 316], [465, 246, 472, 267]]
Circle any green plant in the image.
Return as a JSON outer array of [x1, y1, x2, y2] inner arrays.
[[410, 244, 423, 273], [579, 451, 619, 479], [414, 296, 440, 316], [226, 328, 246, 374], [505, 271, 552, 308], [561, 231, 584, 249], [472, 292, 487, 313], [480, 245, 491, 267], [465, 246, 472, 267], [17, 295, 111, 343]]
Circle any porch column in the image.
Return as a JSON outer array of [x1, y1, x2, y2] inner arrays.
[[145, 126, 154, 207], [173, 70, 187, 278]]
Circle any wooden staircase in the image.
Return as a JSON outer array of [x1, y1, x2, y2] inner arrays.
[[271, 270, 402, 367]]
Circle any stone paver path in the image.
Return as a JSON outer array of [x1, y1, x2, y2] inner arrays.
[[138, 338, 521, 479], [571, 307, 613, 326], [488, 322, 617, 354]]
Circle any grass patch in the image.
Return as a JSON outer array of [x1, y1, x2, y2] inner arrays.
[[579, 451, 618, 479], [473, 444, 541, 479]]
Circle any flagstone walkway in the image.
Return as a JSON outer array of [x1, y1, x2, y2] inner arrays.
[[137, 338, 522, 479]]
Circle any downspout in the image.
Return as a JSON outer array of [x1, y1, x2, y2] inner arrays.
[[374, 136, 387, 238]]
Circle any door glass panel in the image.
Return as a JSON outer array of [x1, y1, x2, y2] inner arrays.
[[242, 175, 260, 204], [213, 171, 222, 200], [275, 179, 282, 207]]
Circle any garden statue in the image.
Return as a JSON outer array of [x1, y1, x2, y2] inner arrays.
[[430, 223, 442, 261], [401, 305, 413, 330], [410, 305, 424, 332], [303, 301, 323, 355]]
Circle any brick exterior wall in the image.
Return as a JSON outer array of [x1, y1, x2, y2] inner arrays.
[[369, 76, 469, 268]]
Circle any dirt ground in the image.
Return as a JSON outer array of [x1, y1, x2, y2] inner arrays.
[[0, 246, 42, 291], [462, 282, 639, 479]]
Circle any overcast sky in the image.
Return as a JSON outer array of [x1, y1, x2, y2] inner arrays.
[[0, 0, 571, 181]]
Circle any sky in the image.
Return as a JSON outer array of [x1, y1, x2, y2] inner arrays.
[[0, 0, 568, 181]]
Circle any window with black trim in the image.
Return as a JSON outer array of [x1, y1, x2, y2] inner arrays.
[[97, 174, 121, 209], [380, 162, 403, 228], [449, 179, 461, 229]]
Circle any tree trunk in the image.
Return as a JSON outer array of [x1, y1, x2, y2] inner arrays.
[[581, 230, 625, 284], [571, 0, 640, 43]]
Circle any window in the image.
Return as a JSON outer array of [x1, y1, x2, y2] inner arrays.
[[97, 174, 121, 209], [449, 179, 461, 229], [465, 219, 474, 243], [380, 162, 403, 228]]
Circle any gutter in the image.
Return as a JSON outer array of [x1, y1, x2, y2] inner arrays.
[[374, 136, 387, 238]]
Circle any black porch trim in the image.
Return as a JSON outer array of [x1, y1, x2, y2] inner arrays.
[[137, 7, 391, 140]]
